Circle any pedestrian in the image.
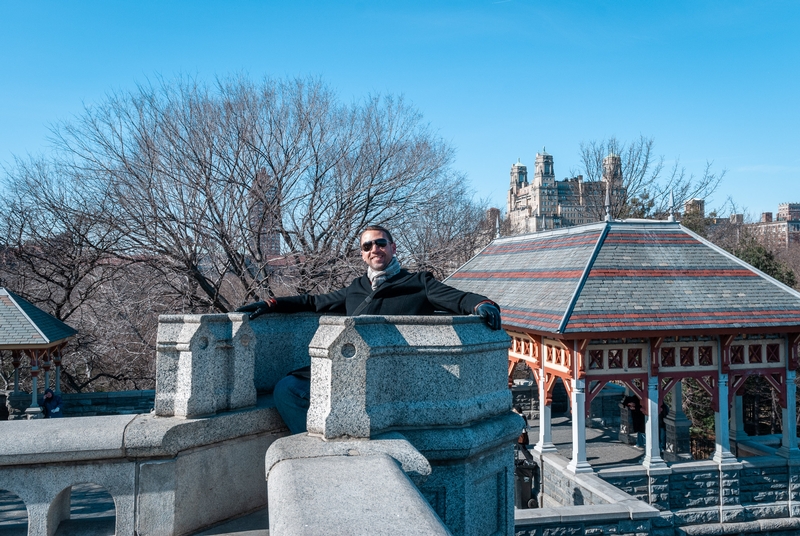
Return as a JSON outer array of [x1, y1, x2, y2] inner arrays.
[[624, 395, 645, 448], [38, 388, 64, 418]]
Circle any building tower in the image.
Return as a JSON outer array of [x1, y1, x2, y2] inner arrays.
[[510, 159, 528, 191], [533, 148, 558, 229], [507, 160, 532, 234], [601, 153, 623, 218], [602, 153, 622, 184]]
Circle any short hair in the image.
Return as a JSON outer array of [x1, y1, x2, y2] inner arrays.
[[361, 225, 394, 244]]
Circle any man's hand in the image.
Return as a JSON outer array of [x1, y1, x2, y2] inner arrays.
[[236, 298, 277, 320], [475, 302, 502, 330]]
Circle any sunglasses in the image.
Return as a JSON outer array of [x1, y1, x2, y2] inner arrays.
[[361, 238, 390, 252]]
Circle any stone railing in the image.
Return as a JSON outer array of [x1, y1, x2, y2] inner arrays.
[[1, 311, 298, 536], [264, 314, 520, 536], [0, 312, 520, 536]]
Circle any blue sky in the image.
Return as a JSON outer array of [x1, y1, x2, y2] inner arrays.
[[1, 1, 798, 218]]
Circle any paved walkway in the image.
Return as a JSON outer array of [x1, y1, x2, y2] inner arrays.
[[530, 414, 646, 468], [0, 415, 643, 535]]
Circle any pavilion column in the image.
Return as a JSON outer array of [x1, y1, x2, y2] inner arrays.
[[53, 347, 62, 395], [643, 375, 666, 469], [664, 380, 692, 461], [729, 394, 747, 442], [25, 350, 43, 419], [534, 370, 556, 454], [12, 350, 21, 393], [42, 349, 52, 392], [777, 370, 800, 459], [713, 373, 736, 463], [566, 377, 592, 473]]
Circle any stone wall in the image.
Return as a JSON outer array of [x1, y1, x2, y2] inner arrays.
[[670, 462, 720, 510], [515, 507, 654, 536], [590, 382, 625, 429], [596, 453, 800, 534], [522, 450, 660, 535], [520, 447, 800, 536], [739, 457, 790, 506], [62, 390, 155, 417], [512, 381, 538, 418], [511, 380, 622, 426], [2, 390, 156, 419]]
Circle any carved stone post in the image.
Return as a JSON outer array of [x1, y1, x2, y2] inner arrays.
[[155, 314, 256, 418], [303, 315, 518, 536]]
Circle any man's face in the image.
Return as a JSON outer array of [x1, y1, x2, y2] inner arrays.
[[360, 230, 396, 271]]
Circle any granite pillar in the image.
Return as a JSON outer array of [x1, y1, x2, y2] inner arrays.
[[154, 313, 256, 418]]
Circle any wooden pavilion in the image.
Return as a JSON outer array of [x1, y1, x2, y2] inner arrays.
[[0, 287, 77, 417], [447, 220, 800, 472]]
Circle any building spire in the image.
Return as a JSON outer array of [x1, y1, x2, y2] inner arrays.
[[604, 180, 612, 222]]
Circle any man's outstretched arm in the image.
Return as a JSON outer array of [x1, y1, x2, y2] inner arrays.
[[236, 287, 350, 319], [423, 273, 503, 330]]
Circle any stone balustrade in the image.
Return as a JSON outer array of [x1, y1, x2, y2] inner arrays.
[[0, 312, 520, 536], [265, 314, 520, 536], [1, 312, 302, 536]]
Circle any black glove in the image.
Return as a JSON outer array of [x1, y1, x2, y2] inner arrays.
[[475, 302, 502, 330], [236, 298, 276, 320]]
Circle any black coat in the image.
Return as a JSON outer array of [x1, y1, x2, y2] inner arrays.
[[274, 269, 491, 316]]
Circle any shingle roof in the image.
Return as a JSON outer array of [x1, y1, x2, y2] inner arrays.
[[0, 288, 77, 348], [446, 221, 800, 335]]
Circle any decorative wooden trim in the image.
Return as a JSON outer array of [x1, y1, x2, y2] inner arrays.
[[650, 337, 663, 374], [730, 369, 787, 409], [659, 371, 719, 412]]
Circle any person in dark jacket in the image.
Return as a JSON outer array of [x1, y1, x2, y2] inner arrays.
[[38, 388, 64, 418], [624, 395, 645, 448], [237, 225, 502, 433]]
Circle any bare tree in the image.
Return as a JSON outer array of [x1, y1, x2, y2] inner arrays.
[[401, 175, 494, 279], [1, 75, 484, 392], [52, 76, 458, 308], [0, 157, 168, 392], [0, 157, 124, 320], [576, 135, 725, 220]]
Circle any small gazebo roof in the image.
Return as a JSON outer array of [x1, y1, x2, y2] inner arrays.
[[447, 220, 800, 337], [0, 288, 77, 349]]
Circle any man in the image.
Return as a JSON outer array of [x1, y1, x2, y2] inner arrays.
[[38, 388, 64, 418], [237, 225, 502, 433]]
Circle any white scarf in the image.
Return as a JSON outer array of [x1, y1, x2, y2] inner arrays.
[[367, 257, 401, 290]]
